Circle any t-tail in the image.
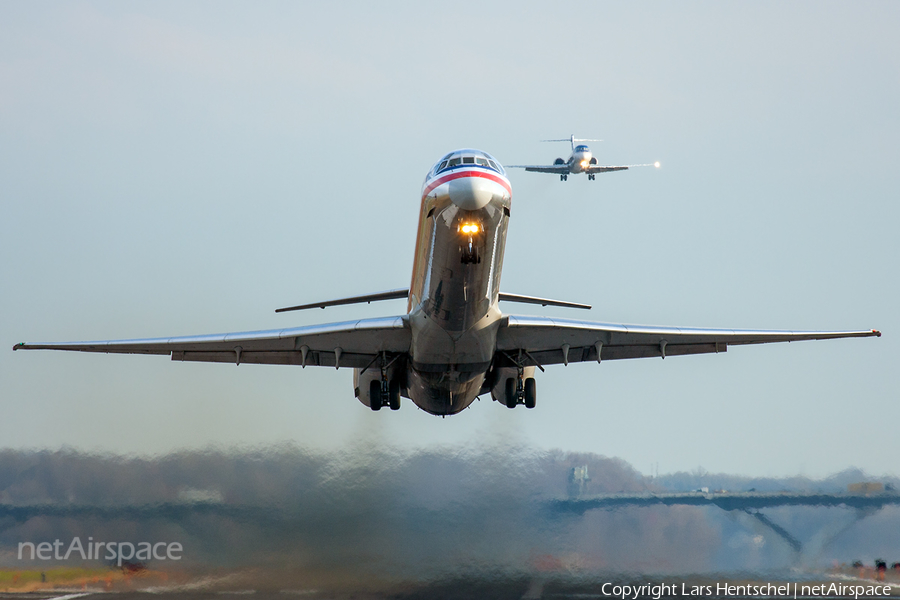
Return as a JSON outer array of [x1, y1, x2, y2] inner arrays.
[[540, 134, 602, 152]]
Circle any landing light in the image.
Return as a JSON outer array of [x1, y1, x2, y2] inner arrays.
[[459, 223, 480, 234], [654, 161, 661, 168]]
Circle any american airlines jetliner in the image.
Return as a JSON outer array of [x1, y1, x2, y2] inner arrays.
[[509, 135, 660, 181], [14, 149, 880, 416]]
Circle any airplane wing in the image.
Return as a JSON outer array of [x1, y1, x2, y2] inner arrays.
[[496, 315, 880, 366], [506, 164, 570, 174], [12, 316, 410, 368], [585, 165, 629, 174], [586, 161, 661, 174]]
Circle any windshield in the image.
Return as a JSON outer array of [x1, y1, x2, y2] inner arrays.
[[431, 151, 505, 176]]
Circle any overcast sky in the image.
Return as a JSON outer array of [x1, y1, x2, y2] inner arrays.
[[2, 1, 897, 478]]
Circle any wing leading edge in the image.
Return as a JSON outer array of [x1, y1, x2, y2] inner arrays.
[[507, 164, 571, 174], [13, 316, 410, 369], [506, 165, 633, 174], [496, 315, 880, 366]]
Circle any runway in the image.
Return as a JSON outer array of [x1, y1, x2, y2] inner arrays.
[[5, 573, 900, 600]]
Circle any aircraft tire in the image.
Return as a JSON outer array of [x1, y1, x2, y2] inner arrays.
[[389, 380, 401, 411], [504, 378, 517, 409], [524, 378, 536, 409], [369, 380, 382, 411]]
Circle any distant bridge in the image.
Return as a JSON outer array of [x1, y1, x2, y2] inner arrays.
[[548, 491, 900, 559], [549, 490, 900, 513]]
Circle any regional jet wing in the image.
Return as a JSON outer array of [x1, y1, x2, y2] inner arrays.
[[584, 162, 660, 174], [13, 316, 410, 368], [585, 165, 629, 174], [506, 164, 571, 174], [496, 315, 880, 366]]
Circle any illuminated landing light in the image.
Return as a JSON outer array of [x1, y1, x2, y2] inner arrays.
[[460, 223, 481, 234], [654, 161, 661, 168], [580, 160, 588, 168]]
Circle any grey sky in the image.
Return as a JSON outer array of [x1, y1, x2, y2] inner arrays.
[[2, 1, 897, 477]]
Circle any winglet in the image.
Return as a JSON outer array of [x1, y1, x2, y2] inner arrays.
[[873, 329, 882, 337], [12, 342, 24, 351]]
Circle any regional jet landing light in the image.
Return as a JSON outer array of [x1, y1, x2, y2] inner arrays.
[[14, 148, 880, 416]]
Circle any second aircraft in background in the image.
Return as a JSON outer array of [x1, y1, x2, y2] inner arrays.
[[509, 134, 660, 181]]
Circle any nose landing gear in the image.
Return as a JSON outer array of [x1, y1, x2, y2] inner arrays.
[[504, 376, 536, 409], [460, 237, 481, 264]]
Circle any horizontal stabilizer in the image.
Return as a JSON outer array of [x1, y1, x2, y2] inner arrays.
[[275, 288, 591, 313], [499, 293, 590, 310], [276, 289, 409, 313]]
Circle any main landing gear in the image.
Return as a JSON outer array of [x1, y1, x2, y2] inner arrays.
[[588, 174, 595, 181], [504, 376, 536, 409], [369, 379, 401, 411], [560, 174, 568, 182]]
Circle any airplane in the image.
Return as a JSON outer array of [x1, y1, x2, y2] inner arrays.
[[13, 148, 880, 417], [508, 135, 660, 181]]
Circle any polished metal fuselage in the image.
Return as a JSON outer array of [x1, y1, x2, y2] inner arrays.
[[404, 156, 512, 415]]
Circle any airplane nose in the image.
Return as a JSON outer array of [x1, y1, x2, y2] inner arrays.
[[448, 176, 493, 210]]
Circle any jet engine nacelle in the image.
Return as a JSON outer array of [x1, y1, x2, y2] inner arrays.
[[553, 158, 566, 165]]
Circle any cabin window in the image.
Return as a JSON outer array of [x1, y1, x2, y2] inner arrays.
[[462, 156, 475, 164]]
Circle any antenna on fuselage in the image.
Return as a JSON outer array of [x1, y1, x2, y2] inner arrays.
[[540, 135, 603, 152]]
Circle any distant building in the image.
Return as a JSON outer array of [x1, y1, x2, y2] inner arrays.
[[567, 465, 590, 498], [847, 482, 884, 494]]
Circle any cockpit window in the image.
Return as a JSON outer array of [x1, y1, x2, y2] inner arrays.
[[431, 152, 505, 177]]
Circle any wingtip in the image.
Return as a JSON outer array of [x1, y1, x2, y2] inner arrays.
[[873, 329, 882, 337], [12, 342, 24, 351]]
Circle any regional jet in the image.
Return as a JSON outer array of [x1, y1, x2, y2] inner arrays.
[[14, 149, 880, 416], [508, 135, 660, 180]]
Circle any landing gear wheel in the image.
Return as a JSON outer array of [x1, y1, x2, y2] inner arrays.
[[461, 245, 481, 264], [588, 174, 595, 181], [504, 377, 517, 409], [369, 380, 382, 411], [524, 377, 536, 409], [389, 380, 401, 411]]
